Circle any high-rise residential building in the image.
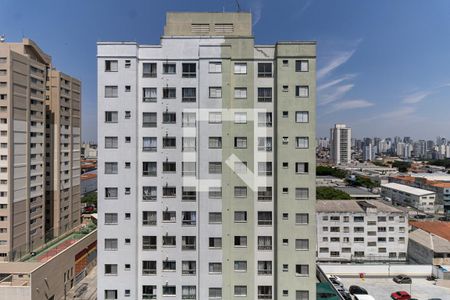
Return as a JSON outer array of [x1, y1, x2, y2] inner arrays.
[[362, 143, 373, 161], [97, 12, 316, 300], [0, 38, 81, 261], [330, 124, 351, 164]]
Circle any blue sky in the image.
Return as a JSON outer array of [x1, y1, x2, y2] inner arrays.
[[1, 0, 450, 142]]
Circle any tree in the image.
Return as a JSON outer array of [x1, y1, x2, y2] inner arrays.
[[316, 166, 347, 179], [316, 187, 352, 200], [392, 161, 411, 173], [81, 192, 97, 206]]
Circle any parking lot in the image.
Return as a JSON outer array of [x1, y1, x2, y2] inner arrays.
[[339, 277, 450, 300]]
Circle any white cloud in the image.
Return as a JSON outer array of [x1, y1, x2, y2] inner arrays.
[[319, 83, 354, 105], [317, 49, 356, 80], [317, 74, 356, 91], [327, 99, 374, 113], [250, 0, 263, 26], [402, 91, 432, 104]]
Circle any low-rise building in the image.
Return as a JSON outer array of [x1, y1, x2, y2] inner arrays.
[[317, 200, 408, 263], [408, 221, 450, 265], [381, 182, 436, 214], [390, 173, 450, 218], [335, 187, 380, 200]]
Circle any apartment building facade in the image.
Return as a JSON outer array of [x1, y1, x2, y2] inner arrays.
[[330, 124, 351, 165], [317, 200, 408, 262], [0, 39, 81, 261], [381, 182, 436, 214], [97, 12, 316, 300]]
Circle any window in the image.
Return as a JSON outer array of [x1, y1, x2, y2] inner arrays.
[[234, 211, 247, 223], [295, 162, 309, 174], [163, 63, 176, 74], [163, 112, 176, 124], [105, 162, 118, 174], [142, 112, 157, 127], [105, 137, 118, 149], [105, 290, 118, 300], [258, 261, 272, 275], [258, 236, 272, 250], [234, 261, 247, 272], [162, 260, 176, 271], [258, 137, 272, 151], [182, 63, 196, 78], [234, 286, 247, 296], [142, 261, 156, 275], [209, 62, 222, 73], [143, 186, 157, 201], [234, 88, 247, 99], [258, 63, 272, 77], [209, 87, 222, 98], [208, 262, 223, 274], [258, 112, 272, 127], [125, 85, 131, 92], [143, 162, 157, 176], [124, 136, 131, 143], [296, 137, 309, 149], [182, 162, 196, 177], [182, 88, 196, 102], [125, 60, 131, 68], [209, 288, 222, 299], [105, 187, 118, 199], [258, 162, 272, 176], [143, 286, 157, 299], [163, 88, 176, 99], [182, 137, 196, 152], [125, 111, 131, 118], [142, 211, 156, 226], [182, 212, 197, 226], [234, 187, 247, 198], [234, 137, 247, 148], [207, 113, 222, 125], [296, 264, 309, 276], [162, 186, 176, 197], [162, 236, 176, 247], [105, 86, 118, 98], [209, 187, 222, 198], [354, 216, 364, 222], [105, 60, 118, 72], [105, 264, 118, 275], [258, 286, 272, 300], [295, 239, 309, 250], [182, 186, 196, 201], [209, 237, 222, 249], [295, 60, 309, 72], [234, 236, 247, 247], [162, 211, 176, 223], [258, 187, 272, 201], [295, 111, 309, 123], [143, 137, 157, 152], [182, 261, 196, 275], [296, 85, 309, 97], [234, 63, 247, 74], [105, 213, 118, 224], [163, 286, 176, 296], [234, 112, 247, 124], [143, 88, 157, 102], [208, 137, 222, 149], [209, 212, 222, 223], [105, 238, 118, 251], [258, 211, 272, 226], [295, 188, 309, 200], [296, 213, 309, 224], [182, 286, 196, 299], [182, 112, 196, 127], [209, 162, 222, 174], [142, 236, 157, 250], [105, 111, 118, 123], [258, 88, 272, 102], [143, 63, 157, 77]]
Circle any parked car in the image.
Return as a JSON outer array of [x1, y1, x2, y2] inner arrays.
[[327, 274, 342, 283], [391, 291, 411, 300], [330, 277, 344, 288], [353, 295, 375, 300], [82, 206, 96, 213], [349, 285, 368, 295], [393, 274, 412, 284]]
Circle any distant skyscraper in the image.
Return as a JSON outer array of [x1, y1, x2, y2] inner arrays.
[[330, 124, 351, 164], [363, 143, 373, 161], [0, 39, 81, 261]]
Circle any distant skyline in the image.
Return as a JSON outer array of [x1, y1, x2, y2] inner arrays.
[[2, 0, 450, 141]]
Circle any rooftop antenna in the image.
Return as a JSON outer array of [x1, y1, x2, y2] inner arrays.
[[0, 35, 5, 43], [234, 0, 241, 12]]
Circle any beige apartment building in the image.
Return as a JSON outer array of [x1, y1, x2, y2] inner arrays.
[[0, 38, 81, 261]]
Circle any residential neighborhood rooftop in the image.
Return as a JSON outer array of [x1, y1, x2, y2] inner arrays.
[[381, 182, 436, 196]]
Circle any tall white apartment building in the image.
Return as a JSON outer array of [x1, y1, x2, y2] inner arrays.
[[330, 124, 351, 164], [97, 12, 317, 300], [317, 200, 408, 262]]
